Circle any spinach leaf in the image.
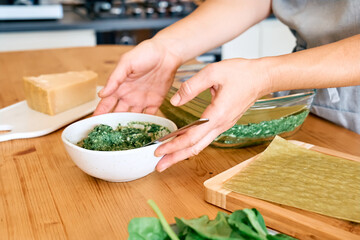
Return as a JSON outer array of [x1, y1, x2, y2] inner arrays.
[[182, 231, 207, 240], [127, 200, 298, 240], [228, 209, 267, 240], [176, 212, 247, 240], [243, 209, 268, 238], [267, 234, 298, 240], [128, 217, 168, 240], [148, 200, 180, 240]]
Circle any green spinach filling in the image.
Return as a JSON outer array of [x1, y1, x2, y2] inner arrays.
[[216, 109, 309, 142], [77, 122, 170, 151]]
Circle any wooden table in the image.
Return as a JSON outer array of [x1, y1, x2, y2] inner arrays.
[[1, 46, 360, 239]]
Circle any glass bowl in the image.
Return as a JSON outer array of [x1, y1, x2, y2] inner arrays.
[[159, 65, 316, 148]]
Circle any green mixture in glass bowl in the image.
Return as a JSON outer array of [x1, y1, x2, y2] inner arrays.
[[160, 71, 316, 148]]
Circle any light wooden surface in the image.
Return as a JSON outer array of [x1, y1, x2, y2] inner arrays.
[[1, 46, 360, 239], [204, 141, 360, 240]]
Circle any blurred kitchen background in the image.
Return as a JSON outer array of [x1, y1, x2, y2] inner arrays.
[[0, 0, 296, 62]]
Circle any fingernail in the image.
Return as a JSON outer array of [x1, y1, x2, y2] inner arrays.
[[98, 88, 104, 96], [157, 162, 170, 172], [154, 149, 163, 157], [155, 152, 162, 157], [170, 93, 180, 106]]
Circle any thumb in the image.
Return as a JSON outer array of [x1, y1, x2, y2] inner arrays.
[[98, 60, 129, 98], [170, 70, 213, 106]]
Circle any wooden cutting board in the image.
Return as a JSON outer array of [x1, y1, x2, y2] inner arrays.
[[204, 140, 360, 240]]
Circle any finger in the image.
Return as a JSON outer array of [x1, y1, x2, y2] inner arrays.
[[156, 129, 219, 172], [155, 118, 215, 157], [155, 100, 232, 157], [98, 59, 130, 98], [143, 106, 159, 115], [93, 96, 118, 116], [170, 65, 215, 106], [202, 88, 254, 125], [130, 106, 144, 113], [113, 100, 130, 112]]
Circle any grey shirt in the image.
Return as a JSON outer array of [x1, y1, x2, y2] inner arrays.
[[272, 0, 360, 134]]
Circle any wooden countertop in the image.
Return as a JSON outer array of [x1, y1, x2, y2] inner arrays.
[[1, 46, 360, 239]]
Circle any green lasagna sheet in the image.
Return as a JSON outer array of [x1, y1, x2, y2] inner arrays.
[[224, 136, 360, 223]]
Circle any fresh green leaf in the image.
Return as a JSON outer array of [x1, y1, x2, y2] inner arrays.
[[229, 221, 265, 240], [254, 209, 267, 233], [267, 233, 298, 240], [227, 210, 265, 240], [128, 217, 168, 240], [128, 201, 298, 240], [148, 200, 180, 240], [175, 215, 213, 239], [183, 231, 207, 240], [175, 217, 192, 238], [243, 209, 268, 239], [176, 212, 247, 240]]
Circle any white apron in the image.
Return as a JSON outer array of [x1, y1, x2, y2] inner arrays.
[[272, 0, 360, 134]]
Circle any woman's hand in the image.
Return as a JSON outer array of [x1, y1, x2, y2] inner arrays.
[[94, 39, 183, 115], [155, 58, 273, 172]]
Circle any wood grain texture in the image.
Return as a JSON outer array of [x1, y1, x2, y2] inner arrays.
[[204, 141, 360, 240], [0, 46, 360, 239]]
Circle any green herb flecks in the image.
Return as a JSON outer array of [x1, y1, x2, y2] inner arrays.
[[77, 122, 170, 151]]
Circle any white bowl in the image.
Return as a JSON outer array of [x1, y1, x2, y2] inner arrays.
[[61, 113, 177, 182]]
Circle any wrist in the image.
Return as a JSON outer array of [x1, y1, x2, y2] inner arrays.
[[253, 56, 279, 97], [152, 34, 188, 65]]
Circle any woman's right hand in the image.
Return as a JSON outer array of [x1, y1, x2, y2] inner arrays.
[[94, 39, 183, 116]]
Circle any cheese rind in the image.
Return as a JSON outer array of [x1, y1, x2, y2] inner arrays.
[[24, 71, 97, 115]]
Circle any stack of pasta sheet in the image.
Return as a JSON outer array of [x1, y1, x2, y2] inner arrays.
[[224, 136, 360, 223]]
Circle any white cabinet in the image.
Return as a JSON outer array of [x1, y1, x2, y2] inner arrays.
[[0, 29, 96, 52], [222, 18, 296, 60]]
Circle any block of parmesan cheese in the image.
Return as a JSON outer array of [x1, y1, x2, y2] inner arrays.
[[24, 71, 97, 115]]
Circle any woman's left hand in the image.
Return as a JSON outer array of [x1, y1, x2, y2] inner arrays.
[[155, 58, 273, 172]]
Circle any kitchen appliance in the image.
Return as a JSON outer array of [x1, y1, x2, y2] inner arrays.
[[77, 0, 199, 20], [75, 0, 200, 46], [0, 0, 63, 20], [86, 1, 220, 61]]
